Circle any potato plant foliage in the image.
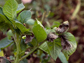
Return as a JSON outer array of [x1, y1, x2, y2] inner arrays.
[[0, 0, 77, 63]]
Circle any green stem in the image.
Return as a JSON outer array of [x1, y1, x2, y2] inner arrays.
[[14, 33, 21, 63], [71, 0, 81, 19], [19, 41, 46, 62], [19, 46, 38, 62], [41, 11, 46, 23]]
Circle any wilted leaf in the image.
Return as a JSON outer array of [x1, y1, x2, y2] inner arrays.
[[0, 51, 4, 57], [62, 32, 77, 60], [47, 38, 62, 60], [39, 38, 62, 60], [56, 21, 69, 34]]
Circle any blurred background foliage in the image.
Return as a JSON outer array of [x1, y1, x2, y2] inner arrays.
[[0, 0, 84, 63]]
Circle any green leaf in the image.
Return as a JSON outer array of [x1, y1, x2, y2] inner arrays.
[[3, 0, 18, 20], [0, 37, 13, 49], [0, 7, 3, 15], [17, 10, 31, 23], [52, 21, 60, 27], [0, 22, 10, 32], [0, 13, 9, 23], [35, 19, 43, 27], [0, 7, 11, 24], [16, 3, 25, 13], [30, 38, 38, 47], [62, 32, 77, 60], [0, 7, 12, 31], [45, 27, 56, 35], [32, 24, 47, 43], [58, 52, 68, 63], [15, 20, 29, 33], [7, 30, 13, 39], [39, 38, 62, 60], [26, 19, 35, 25], [39, 41, 49, 54]]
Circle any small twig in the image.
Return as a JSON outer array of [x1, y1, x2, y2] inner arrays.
[[19, 46, 38, 62], [41, 11, 46, 23], [71, 0, 81, 19], [19, 40, 47, 62]]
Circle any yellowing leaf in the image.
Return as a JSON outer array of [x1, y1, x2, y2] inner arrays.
[[0, 51, 4, 57]]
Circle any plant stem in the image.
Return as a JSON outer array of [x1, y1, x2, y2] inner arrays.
[[19, 41, 46, 62], [71, 0, 81, 19], [14, 33, 21, 63], [41, 11, 46, 23], [19, 46, 38, 62]]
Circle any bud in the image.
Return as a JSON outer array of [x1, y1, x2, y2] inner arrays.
[[22, 35, 26, 39]]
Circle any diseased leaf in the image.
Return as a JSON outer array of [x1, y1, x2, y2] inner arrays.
[[47, 38, 62, 60], [33, 24, 47, 43], [0, 51, 4, 57], [56, 21, 69, 34], [62, 32, 77, 60], [58, 52, 68, 63], [17, 10, 31, 23], [3, 0, 18, 20], [17, 3, 25, 13], [0, 37, 13, 49], [39, 38, 62, 60]]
